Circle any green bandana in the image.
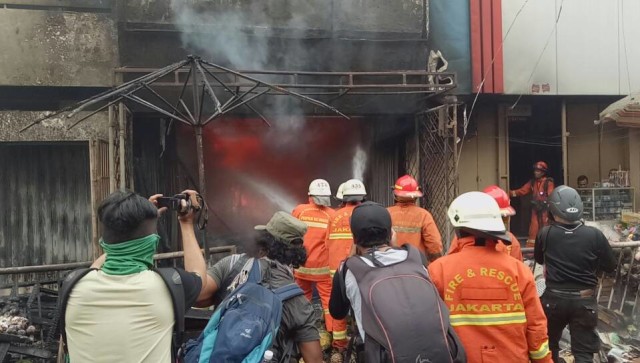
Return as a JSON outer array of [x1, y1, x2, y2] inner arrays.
[[99, 234, 160, 275]]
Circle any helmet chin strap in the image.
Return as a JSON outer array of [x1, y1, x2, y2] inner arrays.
[[458, 228, 512, 245]]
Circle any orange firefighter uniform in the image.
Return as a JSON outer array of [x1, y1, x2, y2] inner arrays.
[[448, 232, 523, 260], [428, 236, 551, 363], [387, 202, 443, 261], [292, 200, 335, 340], [511, 177, 555, 245], [324, 204, 358, 350]]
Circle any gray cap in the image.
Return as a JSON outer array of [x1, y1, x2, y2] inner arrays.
[[255, 211, 308, 244]]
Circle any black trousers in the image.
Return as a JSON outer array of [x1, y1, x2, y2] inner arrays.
[[541, 290, 599, 363]]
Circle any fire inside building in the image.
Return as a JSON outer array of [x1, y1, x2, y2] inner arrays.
[[1, 0, 640, 362]]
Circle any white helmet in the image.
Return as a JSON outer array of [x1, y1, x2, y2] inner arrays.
[[448, 192, 506, 234], [342, 179, 366, 202], [308, 179, 332, 197], [335, 183, 346, 201]]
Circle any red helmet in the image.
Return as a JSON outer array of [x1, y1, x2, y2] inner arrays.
[[393, 175, 423, 198], [533, 161, 548, 172], [482, 185, 516, 217]]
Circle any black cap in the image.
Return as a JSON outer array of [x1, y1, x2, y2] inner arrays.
[[350, 202, 392, 245]]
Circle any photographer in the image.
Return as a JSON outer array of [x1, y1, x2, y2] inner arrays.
[[61, 190, 207, 363]]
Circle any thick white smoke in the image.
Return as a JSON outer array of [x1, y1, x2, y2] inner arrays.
[[352, 145, 367, 181]]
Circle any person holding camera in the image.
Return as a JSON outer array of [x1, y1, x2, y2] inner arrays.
[[60, 190, 208, 363]]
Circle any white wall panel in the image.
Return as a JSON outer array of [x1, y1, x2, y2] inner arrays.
[[502, 0, 640, 95], [502, 0, 558, 95]]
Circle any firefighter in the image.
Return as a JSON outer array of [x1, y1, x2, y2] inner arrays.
[[325, 179, 366, 363], [448, 185, 523, 260], [292, 179, 336, 350], [428, 192, 552, 363], [387, 175, 443, 262], [510, 161, 555, 248], [535, 186, 616, 363]]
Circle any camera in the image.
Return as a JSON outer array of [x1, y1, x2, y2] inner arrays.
[[157, 194, 190, 213]]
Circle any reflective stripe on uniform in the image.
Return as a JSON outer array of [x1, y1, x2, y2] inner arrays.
[[330, 270, 336, 277], [392, 226, 422, 234], [333, 330, 347, 340], [529, 340, 550, 360], [323, 308, 330, 314], [304, 221, 328, 229], [449, 312, 527, 327], [328, 233, 352, 240], [296, 266, 330, 275]]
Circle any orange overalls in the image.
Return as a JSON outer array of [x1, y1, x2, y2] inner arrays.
[[387, 202, 443, 261], [292, 200, 335, 339], [428, 236, 551, 363], [325, 203, 358, 350], [448, 231, 523, 260], [511, 177, 555, 246]]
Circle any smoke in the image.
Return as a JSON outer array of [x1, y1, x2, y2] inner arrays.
[[352, 145, 367, 180], [170, 1, 273, 70]]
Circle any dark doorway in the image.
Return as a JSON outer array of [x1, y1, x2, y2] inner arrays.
[[508, 99, 564, 239]]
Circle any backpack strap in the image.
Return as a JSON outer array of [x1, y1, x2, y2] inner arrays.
[[154, 267, 186, 359], [247, 258, 263, 284], [273, 283, 304, 301], [58, 268, 97, 355]]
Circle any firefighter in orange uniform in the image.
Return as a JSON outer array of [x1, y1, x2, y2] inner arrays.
[[325, 179, 366, 362], [428, 192, 551, 363], [510, 161, 555, 248], [292, 179, 336, 347], [449, 185, 523, 260], [387, 175, 443, 262]]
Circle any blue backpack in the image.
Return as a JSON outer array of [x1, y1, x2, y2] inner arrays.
[[183, 258, 304, 363]]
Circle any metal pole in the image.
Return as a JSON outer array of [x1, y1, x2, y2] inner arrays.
[[118, 103, 126, 190], [191, 60, 210, 262], [108, 105, 116, 193], [562, 100, 568, 184]]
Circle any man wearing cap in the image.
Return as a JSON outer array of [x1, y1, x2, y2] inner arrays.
[[197, 211, 324, 363], [329, 202, 465, 363]]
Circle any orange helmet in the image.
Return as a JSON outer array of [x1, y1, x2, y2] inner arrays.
[[482, 185, 516, 217], [533, 161, 548, 172], [393, 175, 423, 198]]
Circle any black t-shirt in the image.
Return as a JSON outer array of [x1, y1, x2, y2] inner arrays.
[[174, 268, 203, 310], [534, 223, 616, 290]]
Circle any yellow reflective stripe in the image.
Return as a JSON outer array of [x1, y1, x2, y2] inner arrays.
[[323, 309, 330, 314], [392, 226, 421, 233], [449, 312, 527, 327], [295, 266, 330, 275], [330, 270, 336, 277], [529, 340, 550, 360], [304, 221, 328, 229], [329, 233, 352, 240], [333, 331, 347, 340]]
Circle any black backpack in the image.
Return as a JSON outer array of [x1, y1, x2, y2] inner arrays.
[[344, 245, 466, 363], [57, 267, 186, 361]]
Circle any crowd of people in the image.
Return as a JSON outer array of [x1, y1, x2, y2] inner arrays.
[[58, 162, 617, 363]]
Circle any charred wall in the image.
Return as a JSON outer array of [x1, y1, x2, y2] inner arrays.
[[0, 6, 118, 87]]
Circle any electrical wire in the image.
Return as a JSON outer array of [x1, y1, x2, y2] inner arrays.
[[620, 0, 632, 93], [511, 0, 565, 109]]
